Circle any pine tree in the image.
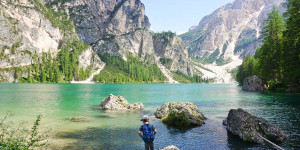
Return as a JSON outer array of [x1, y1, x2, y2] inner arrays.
[[27, 67, 32, 83], [282, 0, 300, 85], [258, 7, 285, 81]]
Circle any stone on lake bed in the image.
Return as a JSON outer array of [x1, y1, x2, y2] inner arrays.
[[154, 102, 206, 129], [70, 117, 91, 122], [99, 94, 144, 110], [223, 108, 286, 143], [97, 114, 114, 118], [159, 145, 180, 150]]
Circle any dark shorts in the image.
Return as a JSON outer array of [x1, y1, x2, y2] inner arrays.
[[145, 142, 154, 150]]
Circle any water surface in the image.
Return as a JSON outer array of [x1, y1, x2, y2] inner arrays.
[[0, 83, 299, 149]]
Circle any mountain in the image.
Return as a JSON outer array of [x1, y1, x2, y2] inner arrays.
[[0, 0, 195, 83], [179, 0, 286, 83], [180, 0, 286, 63]]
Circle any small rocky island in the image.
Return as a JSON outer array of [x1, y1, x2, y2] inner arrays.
[[99, 94, 144, 110], [155, 102, 206, 129], [223, 108, 285, 143]]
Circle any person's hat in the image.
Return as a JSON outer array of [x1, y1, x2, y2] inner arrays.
[[140, 115, 149, 121]]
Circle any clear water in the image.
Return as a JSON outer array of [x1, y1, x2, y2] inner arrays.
[[0, 83, 299, 150]]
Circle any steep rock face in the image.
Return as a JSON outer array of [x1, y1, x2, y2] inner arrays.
[[50, 0, 154, 60], [0, 0, 196, 83], [180, 0, 286, 63], [153, 34, 193, 75], [93, 29, 155, 61], [0, 0, 103, 83], [0, 0, 62, 69], [48, 0, 193, 77], [0, 0, 63, 82], [78, 48, 103, 71]]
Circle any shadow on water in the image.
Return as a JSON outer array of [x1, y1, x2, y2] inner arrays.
[[226, 131, 266, 150], [56, 127, 143, 150]]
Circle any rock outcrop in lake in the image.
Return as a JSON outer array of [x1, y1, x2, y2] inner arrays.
[[242, 76, 265, 92], [70, 117, 91, 122], [160, 145, 180, 150], [99, 94, 144, 110], [223, 108, 286, 143], [154, 102, 206, 129]]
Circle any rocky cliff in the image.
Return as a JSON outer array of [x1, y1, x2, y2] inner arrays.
[[47, 0, 155, 61], [180, 0, 286, 63], [153, 32, 193, 76], [0, 0, 103, 83], [0, 0, 198, 83], [0, 0, 62, 69]]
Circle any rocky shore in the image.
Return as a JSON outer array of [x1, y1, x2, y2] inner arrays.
[[242, 76, 265, 92]]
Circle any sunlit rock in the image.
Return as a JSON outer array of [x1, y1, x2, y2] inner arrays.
[[154, 102, 206, 129], [99, 94, 144, 110]]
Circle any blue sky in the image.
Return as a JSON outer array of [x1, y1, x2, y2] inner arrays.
[[141, 0, 233, 34]]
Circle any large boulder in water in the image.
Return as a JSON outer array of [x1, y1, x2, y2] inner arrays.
[[160, 145, 180, 150], [242, 76, 265, 92], [154, 102, 206, 129], [99, 94, 144, 110], [223, 108, 285, 143]]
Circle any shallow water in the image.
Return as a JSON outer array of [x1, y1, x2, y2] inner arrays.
[[0, 83, 299, 149]]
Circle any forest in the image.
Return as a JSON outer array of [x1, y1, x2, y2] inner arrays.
[[15, 39, 92, 83], [94, 54, 166, 83], [236, 0, 300, 92]]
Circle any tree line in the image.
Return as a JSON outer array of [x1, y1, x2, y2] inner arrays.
[[94, 54, 166, 83], [236, 0, 300, 91], [15, 39, 92, 83]]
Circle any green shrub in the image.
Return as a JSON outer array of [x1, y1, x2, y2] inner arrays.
[[152, 31, 176, 44], [162, 112, 190, 129], [159, 57, 173, 69], [0, 113, 48, 150]]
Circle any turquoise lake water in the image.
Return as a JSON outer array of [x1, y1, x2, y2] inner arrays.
[[0, 83, 299, 149]]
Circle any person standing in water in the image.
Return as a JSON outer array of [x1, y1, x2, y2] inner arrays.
[[138, 115, 157, 150]]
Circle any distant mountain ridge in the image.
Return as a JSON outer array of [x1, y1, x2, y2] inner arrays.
[[180, 0, 286, 64]]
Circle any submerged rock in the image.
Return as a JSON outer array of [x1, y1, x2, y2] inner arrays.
[[223, 108, 285, 143], [99, 94, 144, 110], [154, 102, 206, 129], [160, 145, 180, 150], [96, 114, 114, 118], [70, 117, 91, 122], [242, 76, 265, 92]]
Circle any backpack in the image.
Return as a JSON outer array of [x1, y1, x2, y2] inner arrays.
[[142, 124, 155, 143]]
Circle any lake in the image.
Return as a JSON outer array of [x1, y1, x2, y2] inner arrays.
[[0, 83, 299, 149]]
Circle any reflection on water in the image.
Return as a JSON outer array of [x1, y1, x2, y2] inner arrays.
[[0, 83, 299, 149]]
